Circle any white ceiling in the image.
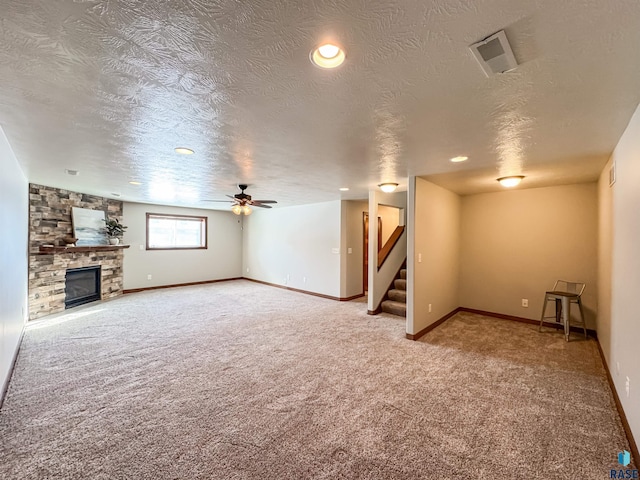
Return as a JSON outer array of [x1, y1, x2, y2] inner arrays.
[[1, 0, 639, 208]]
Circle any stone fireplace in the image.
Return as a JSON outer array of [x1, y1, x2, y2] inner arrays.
[[28, 184, 125, 320]]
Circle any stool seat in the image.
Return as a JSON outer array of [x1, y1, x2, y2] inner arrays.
[[539, 281, 586, 341], [546, 291, 579, 298]]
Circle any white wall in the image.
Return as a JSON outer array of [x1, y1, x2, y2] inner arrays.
[[609, 103, 640, 444], [407, 177, 460, 335], [597, 159, 613, 358], [378, 204, 402, 246], [243, 201, 342, 298], [0, 127, 28, 399], [122, 203, 243, 290], [459, 184, 598, 327]]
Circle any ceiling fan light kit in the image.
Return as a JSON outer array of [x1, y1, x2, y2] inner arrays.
[[216, 184, 276, 215]]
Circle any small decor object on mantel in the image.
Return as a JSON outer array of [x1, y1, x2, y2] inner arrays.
[[104, 218, 127, 245], [62, 237, 78, 247]]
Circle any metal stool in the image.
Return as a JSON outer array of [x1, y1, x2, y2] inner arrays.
[[538, 280, 587, 341]]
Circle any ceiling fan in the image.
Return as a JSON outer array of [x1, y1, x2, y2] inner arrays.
[[206, 184, 277, 215]]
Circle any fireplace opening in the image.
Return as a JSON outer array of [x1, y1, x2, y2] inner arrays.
[[65, 266, 101, 309]]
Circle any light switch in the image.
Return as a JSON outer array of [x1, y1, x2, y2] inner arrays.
[[418, 253, 422, 263], [347, 247, 353, 254]]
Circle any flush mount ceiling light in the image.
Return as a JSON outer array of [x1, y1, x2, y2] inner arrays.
[[310, 43, 346, 69], [497, 176, 525, 188], [339, 187, 350, 191], [129, 181, 142, 186], [174, 147, 194, 155], [378, 182, 398, 193], [450, 156, 468, 163]]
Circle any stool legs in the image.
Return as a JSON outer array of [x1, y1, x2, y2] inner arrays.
[[539, 295, 548, 332], [561, 296, 571, 342], [577, 298, 587, 339]]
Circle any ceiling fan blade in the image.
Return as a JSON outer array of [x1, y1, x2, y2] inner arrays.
[[226, 194, 237, 200], [252, 204, 272, 209], [203, 199, 233, 202], [252, 200, 277, 204]]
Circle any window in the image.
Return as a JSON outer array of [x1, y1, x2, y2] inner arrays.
[[146, 213, 207, 250]]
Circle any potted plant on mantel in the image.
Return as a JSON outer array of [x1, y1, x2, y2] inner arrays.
[[104, 218, 127, 245]]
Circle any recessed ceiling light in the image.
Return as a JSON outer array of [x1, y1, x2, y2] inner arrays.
[[174, 147, 194, 155], [310, 43, 346, 69], [450, 156, 468, 163], [339, 187, 349, 191], [65, 169, 79, 176], [129, 181, 142, 186], [497, 176, 524, 188], [378, 183, 398, 193]]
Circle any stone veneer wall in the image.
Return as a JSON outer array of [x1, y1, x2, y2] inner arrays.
[[29, 184, 124, 320]]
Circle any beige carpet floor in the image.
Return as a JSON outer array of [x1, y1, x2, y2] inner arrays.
[[0, 280, 632, 479]]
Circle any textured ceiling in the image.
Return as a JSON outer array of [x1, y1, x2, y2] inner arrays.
[[1, 0, 640, 207]]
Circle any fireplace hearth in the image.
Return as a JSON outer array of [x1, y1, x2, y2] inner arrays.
[[65, 266, 101, 309]]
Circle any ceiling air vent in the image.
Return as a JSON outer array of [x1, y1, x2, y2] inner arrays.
[[469, 30, 518, 77]]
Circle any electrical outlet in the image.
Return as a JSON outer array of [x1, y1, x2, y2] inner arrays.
[[303, 277, 307, 284], [522, 299, 529, 307], [246, 268, 249, 273], [147, 274, 152, 280], [428, 304, 432, 313], [418, 253, 422, 263], [139, 244, 144, 250], [626, 377, 630, 398]]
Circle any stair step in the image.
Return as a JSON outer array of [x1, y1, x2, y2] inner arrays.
[[400, 269, 407, 279], [381, 300, 406, 317], [394, 278, 406, 291], [388, 289, 406, 302]]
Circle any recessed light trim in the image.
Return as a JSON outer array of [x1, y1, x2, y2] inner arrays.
[[497, 176, 524, 188], [310, 43, 346, 69], [129, 181, 142, 186], [378, 182, 399, 193], [339, 187, 350, 191], [174, 147, 194, 155], [450, 156, 468, 163]]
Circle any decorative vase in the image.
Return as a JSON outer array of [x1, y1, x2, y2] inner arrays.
[[108, 237, 120, 245]]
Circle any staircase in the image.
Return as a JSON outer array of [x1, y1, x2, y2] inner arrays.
[[381, 268, 407, 317]]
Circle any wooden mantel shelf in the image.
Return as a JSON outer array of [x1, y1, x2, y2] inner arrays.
[[37, 245, 130, 254]]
